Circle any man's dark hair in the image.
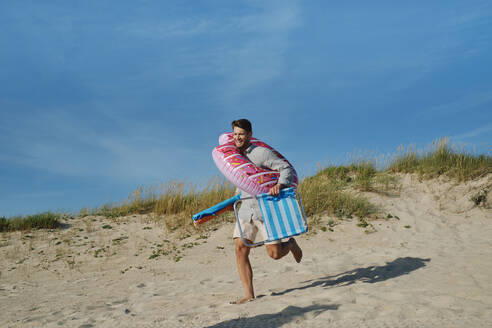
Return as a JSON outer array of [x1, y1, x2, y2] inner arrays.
[[231, 119, 252, 133]]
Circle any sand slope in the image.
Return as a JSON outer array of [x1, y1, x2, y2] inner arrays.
[[1, 174, 491, 327]]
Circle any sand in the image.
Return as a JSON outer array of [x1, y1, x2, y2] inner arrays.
[[1, 174, 491, 327]]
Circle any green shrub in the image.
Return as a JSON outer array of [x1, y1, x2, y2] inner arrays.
[[299, 169, 377, 219], [0, 217, 9, 232], [0, 212, 60, 232]]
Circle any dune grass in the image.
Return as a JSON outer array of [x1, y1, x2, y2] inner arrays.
[[0, 212, 61, 232], [80, 177, 237, 233], [68, 138, 492, 232], [388, 137, 491, 181], [299, 164, 378, 219], [84, 162, 387, 235], [4, 137, 490, 234]]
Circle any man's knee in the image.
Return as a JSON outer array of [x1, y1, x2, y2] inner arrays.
[[267, 245, 282, 260], [235, 238, 250, 257]]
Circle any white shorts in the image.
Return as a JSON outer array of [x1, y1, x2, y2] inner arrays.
[[233, 196, 280, 245], [233, 219, 280, 245]]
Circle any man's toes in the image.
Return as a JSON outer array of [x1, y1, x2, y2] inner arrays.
[[230, 297, 255, 305]]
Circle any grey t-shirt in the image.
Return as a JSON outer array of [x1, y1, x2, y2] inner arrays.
[[237, 144, 294, 221]]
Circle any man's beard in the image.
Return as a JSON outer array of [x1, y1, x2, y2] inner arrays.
[[237, 140, 250, 152]]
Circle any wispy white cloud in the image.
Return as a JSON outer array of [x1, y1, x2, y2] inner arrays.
[[329, 4, 492, 95], [236, 1, 300, 32], [118, 18, 215, 39], [121, 1, 302, 110], [109, 1, 301, 107], [452, 122, 492, 140], [423, 89, 492, 117], [0, 108, 210, 184], [442, 2, 492, 29], [217, 0, 301, 110]]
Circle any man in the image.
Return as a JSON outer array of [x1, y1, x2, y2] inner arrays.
[[231, 118, 303, 304]]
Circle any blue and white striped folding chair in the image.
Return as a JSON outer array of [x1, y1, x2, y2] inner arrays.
[[233, 187, 308, 247]]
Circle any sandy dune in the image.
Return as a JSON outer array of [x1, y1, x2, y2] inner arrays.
[[1, 174, 491, 327]]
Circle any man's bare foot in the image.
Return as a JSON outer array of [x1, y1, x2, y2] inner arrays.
[[289, 238, 302, 263], [230, 296, 254, 305]]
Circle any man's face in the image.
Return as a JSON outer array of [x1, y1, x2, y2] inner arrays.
[[233, 126, 252, 150]]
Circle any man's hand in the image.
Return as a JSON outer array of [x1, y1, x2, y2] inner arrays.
[[269, 183, 284, 197]]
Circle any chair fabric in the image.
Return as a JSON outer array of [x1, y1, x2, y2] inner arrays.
[[256, 187, 308, 242]]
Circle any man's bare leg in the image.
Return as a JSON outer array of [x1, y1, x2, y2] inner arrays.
[[289, 238, 303, 263], [234, 237, 254, 304], [266, 238, 302, 263]]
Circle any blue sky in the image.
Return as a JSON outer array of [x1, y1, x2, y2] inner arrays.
[[1, 1, 491, 217]]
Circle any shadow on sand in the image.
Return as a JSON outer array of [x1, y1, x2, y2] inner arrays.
[[204, 303, 339, 328], [204, 257, 428, 327], [59, 222, 72, 230], [271, 256, 431, 296]]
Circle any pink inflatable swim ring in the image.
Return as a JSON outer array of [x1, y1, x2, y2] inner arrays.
[[212, 133, 298, 195]]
